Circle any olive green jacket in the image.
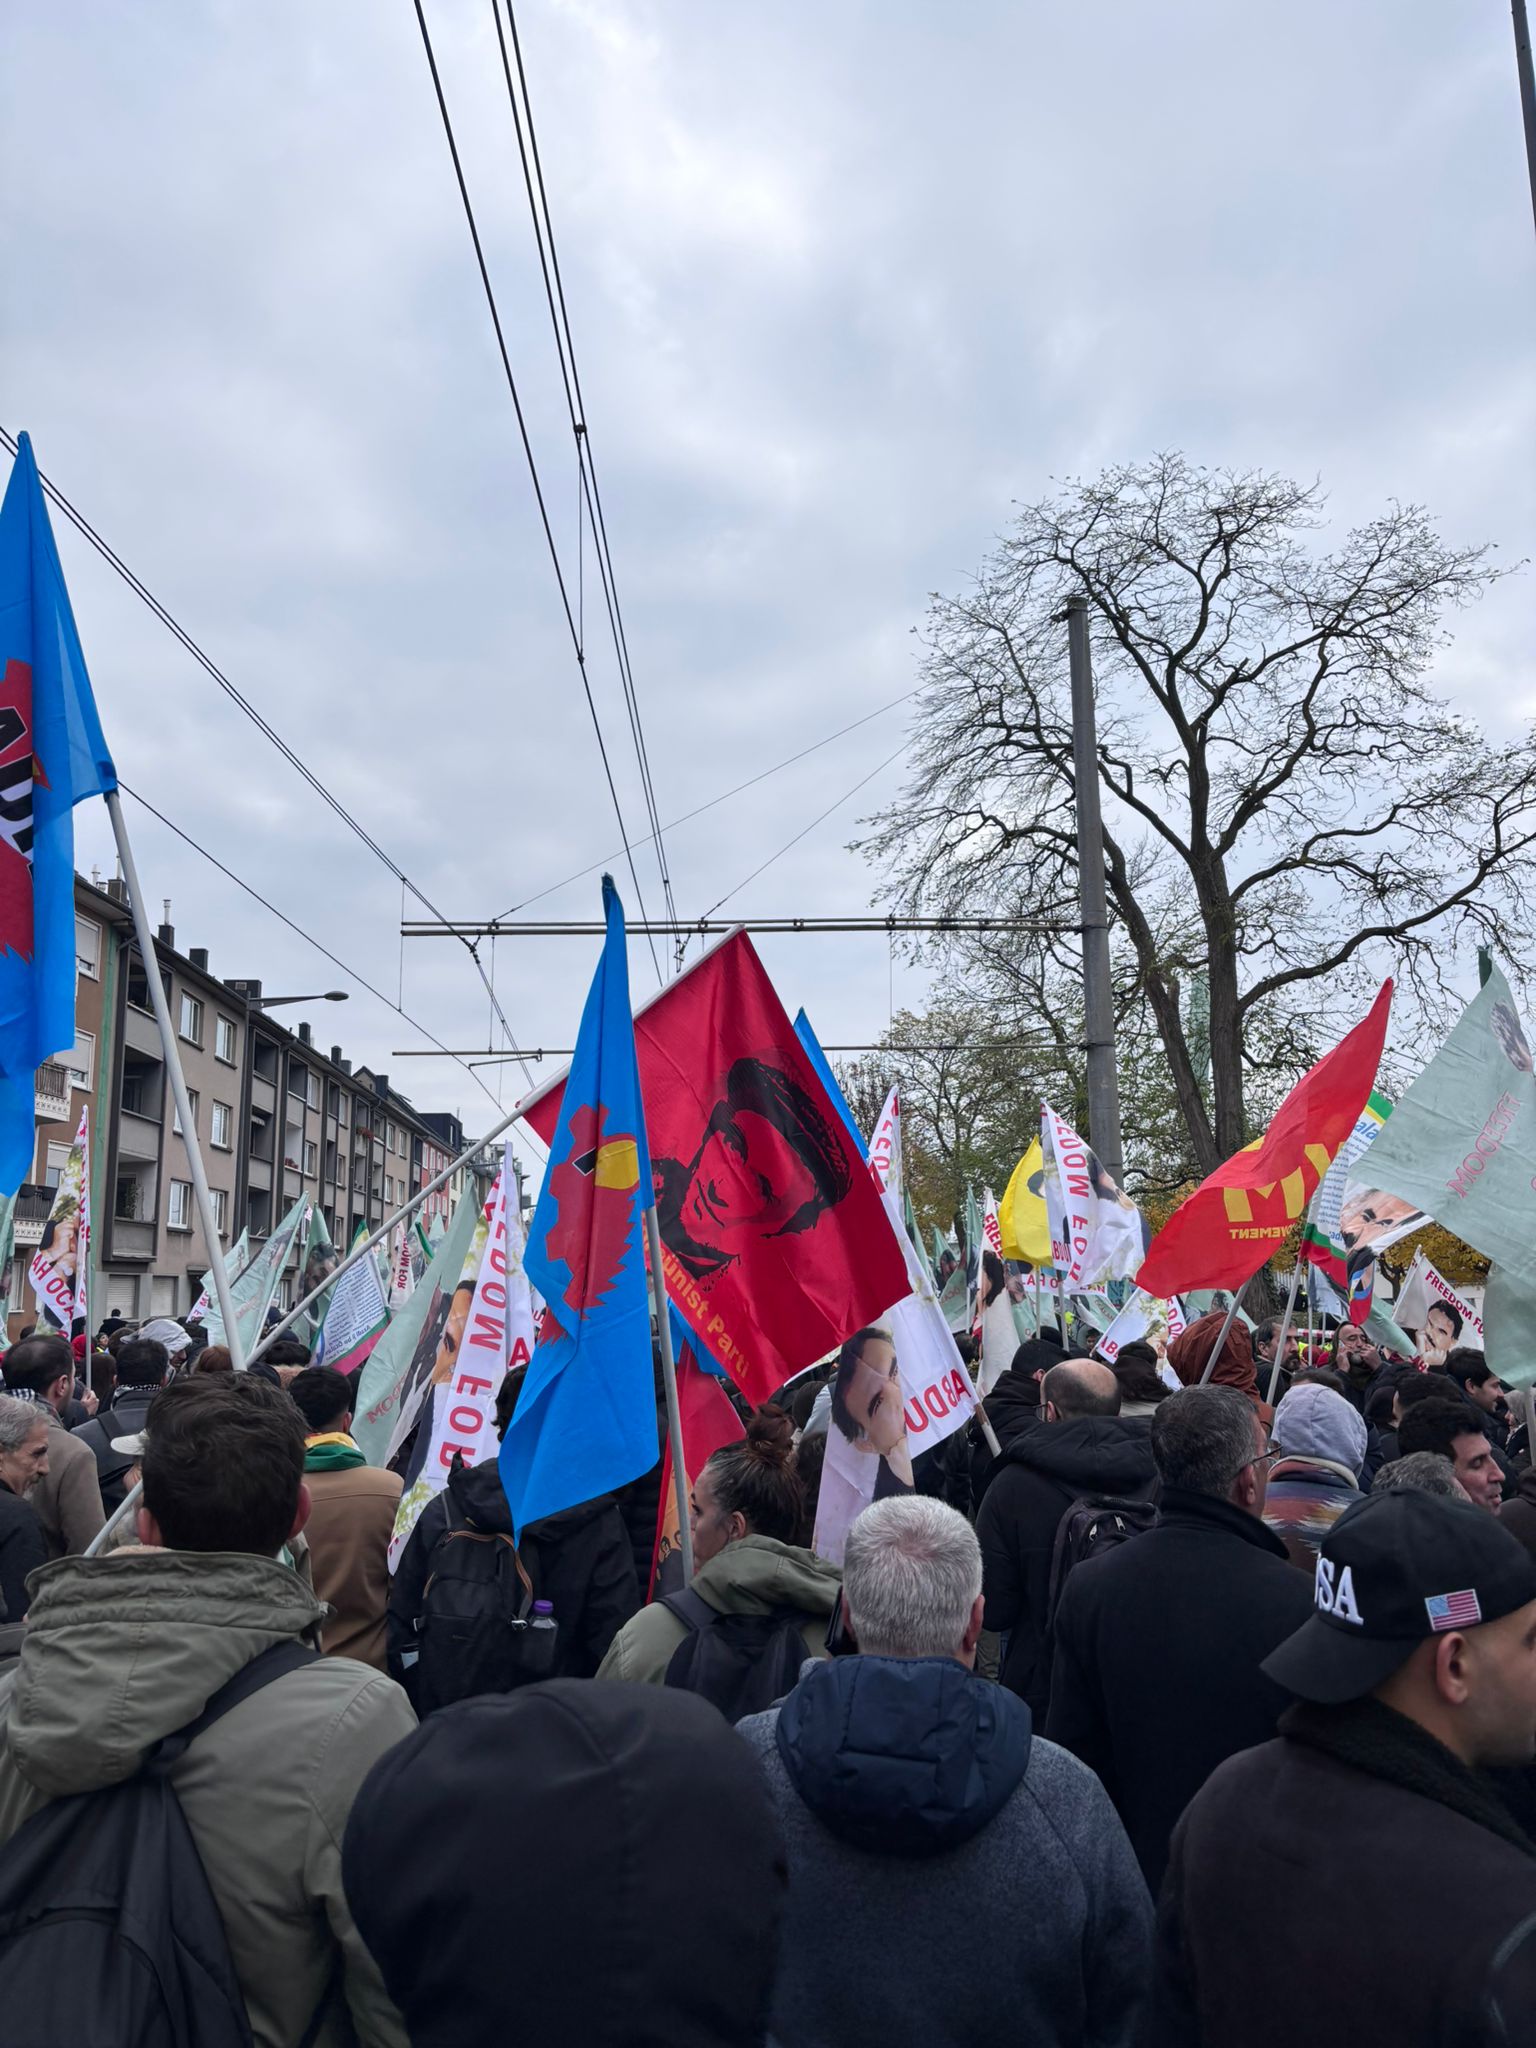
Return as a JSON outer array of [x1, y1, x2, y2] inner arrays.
[[596, 1534, 842, 1684]]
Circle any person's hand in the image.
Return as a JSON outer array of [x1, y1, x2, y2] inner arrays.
[[79, 1386, 99, 1417]]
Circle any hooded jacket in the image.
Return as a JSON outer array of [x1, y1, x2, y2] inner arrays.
[[976, 1413, 1156, 1711], [1045, 1487, 1315, 1890], [0, 1548, 415, 2048], [302, 1435, 403, 1671], [596, 1533, 842, 1686], [390, 1454, 639, 1691], [737, 1655, 1151, 2047], [1261, 1456, 1361, 1567]]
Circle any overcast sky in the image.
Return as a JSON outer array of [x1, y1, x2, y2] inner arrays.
[[5, 1, 1533, 1181]]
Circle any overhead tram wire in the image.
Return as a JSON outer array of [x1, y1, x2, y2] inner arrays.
[[490, 0, 677, 934], [410, 0, 663, 985], [0, 425, 540, 1095]]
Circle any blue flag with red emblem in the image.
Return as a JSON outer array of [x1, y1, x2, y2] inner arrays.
[[0, 436, 116, 1193], [500, 875, 657, 1537]]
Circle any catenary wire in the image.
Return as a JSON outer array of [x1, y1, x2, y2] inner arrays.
[[411, 0, 663, 982], [701, 738, 911, 921]]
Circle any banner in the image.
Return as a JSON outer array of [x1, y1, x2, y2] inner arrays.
[[30, 1104, 88, 1333], [1041, 1103, 1148, 1290], [999, 1138, 1052, 1265], [650, 1308, 745, 1599], [1393, 1250, 1483, 1359], [1301, 1089, 1395, 1323], [519, 929, 907, 1406], [315, 1226, 391, 1377], [868, 1085, 902, 1196], [391, 1154, 535, 1565], [1093, 1289, 1187, 1366], [814, 1189, 978, 1564], [1138, 982, 1392, 1296], [294, 1205, 340, 1347], [190, 1226, 250, 1325], [200, 1194, 309, 1355], [388, 1227, 416, 1309], [1355, 968, 1536, 1386], [353, 1185, 479, 1466]]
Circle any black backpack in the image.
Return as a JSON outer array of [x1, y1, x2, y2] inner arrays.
[[1045, 1491, 1158, 1635], [71, 1410, 140, 1514], [660, 1586, 815, 1724], [413, 1494, 558, 1715], [0, 1637, 318, 2048]]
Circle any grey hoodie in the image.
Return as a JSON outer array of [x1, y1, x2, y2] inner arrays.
[[0, 1547, 415, 2048]]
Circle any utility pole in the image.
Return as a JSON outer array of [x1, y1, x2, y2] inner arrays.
[[1065, 596, 1126, 1184], [1514, 0, 1536, 243]]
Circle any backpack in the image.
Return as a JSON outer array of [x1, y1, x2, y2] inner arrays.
[[0, 1636, 318, 2048], [660, 1586, 816, 1725], [1045, 1491, 1158, 1635], [413, 1494, 558, 1715], [71, 1410, 140, 1514]]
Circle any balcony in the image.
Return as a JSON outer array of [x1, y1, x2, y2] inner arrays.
[[34, 1063, 69, 1123], [118, 1108, 162, 1163], [13, 1182, 54, 1249], [108, 1217, 156, 1262]]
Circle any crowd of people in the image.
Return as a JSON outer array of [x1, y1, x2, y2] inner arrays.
[[0, 1299, 1534, 2045]]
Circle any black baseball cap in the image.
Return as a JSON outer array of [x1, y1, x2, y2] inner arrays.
[[1263, 1488, 1536, 1705]]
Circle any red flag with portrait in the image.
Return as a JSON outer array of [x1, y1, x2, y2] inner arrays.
[[519, 931, 907, 1403]]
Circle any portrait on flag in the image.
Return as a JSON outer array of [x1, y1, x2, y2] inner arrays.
[[30, 1107, 89, 1332], [1041, 1104, 1148, 1289]]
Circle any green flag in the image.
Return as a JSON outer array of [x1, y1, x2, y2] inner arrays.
[[352, 1187, 480, 1465], [202, 1196, 309, 1354], [1356, 967, 1536, 1386], [293, 1204, 339, 1347]]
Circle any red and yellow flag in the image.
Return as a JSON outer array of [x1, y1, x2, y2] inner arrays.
[[1136, 982, 1393, 1297]]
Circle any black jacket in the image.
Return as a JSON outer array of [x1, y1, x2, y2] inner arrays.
[[976, 1414, 1155, 1714], [388, 1456, 640, 1690], [1149, 1699, 1536, 2046], [0, 1477, 45, 1626], [71, 1384, 157, 1512], [1044, 1487, 1314, 1890]]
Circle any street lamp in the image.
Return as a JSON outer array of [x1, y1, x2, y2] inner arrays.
[[249, 992, 349, 1009]]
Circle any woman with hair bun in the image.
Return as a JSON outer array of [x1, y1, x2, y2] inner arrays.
[[597, 1404, 843, 1705]]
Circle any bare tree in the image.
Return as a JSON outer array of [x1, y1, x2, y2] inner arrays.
[[862, 455, 1536, 1173]]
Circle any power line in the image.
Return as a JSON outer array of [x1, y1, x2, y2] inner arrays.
[[410, 0, 662, 983], [0, 424, 541, 1095], [490, 0, 678, 936]]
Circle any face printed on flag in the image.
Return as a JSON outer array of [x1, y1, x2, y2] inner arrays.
[[0, 658, 36, 965]]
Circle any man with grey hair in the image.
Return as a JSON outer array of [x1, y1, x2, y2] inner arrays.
[[1045, 1384, 1314, 1890], [1373, 1450, 1470, 1502], [977, 1354, 1156, 1713], [736, 1495, 1151, 2048], [0, 1395, 50, 1631]]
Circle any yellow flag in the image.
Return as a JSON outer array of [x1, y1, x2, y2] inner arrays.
[[1000, 1138, 1052, 1265]]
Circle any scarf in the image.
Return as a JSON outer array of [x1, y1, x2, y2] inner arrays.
[[1282, 1696, 1536, 1859], [304, 1431, 367, 1473]]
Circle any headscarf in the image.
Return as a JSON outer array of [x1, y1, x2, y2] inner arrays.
[[1167, 1309, 1263, 1405]]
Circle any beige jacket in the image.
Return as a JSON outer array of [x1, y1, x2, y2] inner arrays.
[[32, 1400, 105, 1557], [303, 1459, 403, 1672], [0, 1547, 415, 2048]]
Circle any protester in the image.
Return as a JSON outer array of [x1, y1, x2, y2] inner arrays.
[[69, 1334, 173, 1513], [1445, 1347, 1513, 1457], [0, 1396, 49, 1628], [976, 1358, 1156, 1713], [392, 1365, 638, 1709], [1262, 1382, 1367, 1566], [192, 1343, 234, 1376], [1396, 1398, 1505, 1512], [1251, 1315, 1300, 1401], [1374, 1450, 1470, 1501], [985, 1337, 1057, 1451], [1046, 1385, 1313, 1889], [1, 1332, 104, 1557], [1329, 1323, 1383, 1410], [342, 1681, 786, 2048], [0, 1373, 415, 2047], [288, 1365, 403, 1671], [597, 1406, 841, 1715], [1149, 1492, 1536, 2044], [1499, 1452, 1536, 1559], [737, 1495, 1152, 2048], [1167, 1310, 1270, 1418], [1109, 1341, 1171, 1417]]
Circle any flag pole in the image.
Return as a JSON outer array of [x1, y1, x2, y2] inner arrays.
[[104, 791, 245, 1368], [1264, 1253, 1306, 1409], [644, 1205, 695, 1583]]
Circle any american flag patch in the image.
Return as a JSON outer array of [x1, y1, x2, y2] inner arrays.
[[1425, 1589, 1482, 1632]]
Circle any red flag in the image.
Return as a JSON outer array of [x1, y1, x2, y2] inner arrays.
[[1137, 982, 1393, 1297], [520, 931, 907, 1402], [649, 1330, 745, 1599]]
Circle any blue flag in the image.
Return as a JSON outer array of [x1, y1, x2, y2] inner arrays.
[[0, 436, 117, 1193], [792, 1007, 868, 1161], [500, 876, 657, 1536]]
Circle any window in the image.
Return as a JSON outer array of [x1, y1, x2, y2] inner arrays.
[[336, 1092, 348, 1126], [67, 1029, 95, 1091], [288, 1064, 308, 1102], [306, 1071, 321, 1111], [211, 1100, 233, 1150], [178, 993, 203, 1045], [76, 917, 100, 979], [215, 1015, 237, 1064], [44, 1140, 71, 1191], [173, 1088, 200, 1137], [167, 1181, 192, 1231], [212, 1187, 229, 1235], [303, 1139, 318, 1177], [384, 1175, 394, 1205]]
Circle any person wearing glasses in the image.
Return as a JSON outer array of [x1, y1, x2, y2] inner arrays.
[[1045, 1385, 1314, 1892]]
